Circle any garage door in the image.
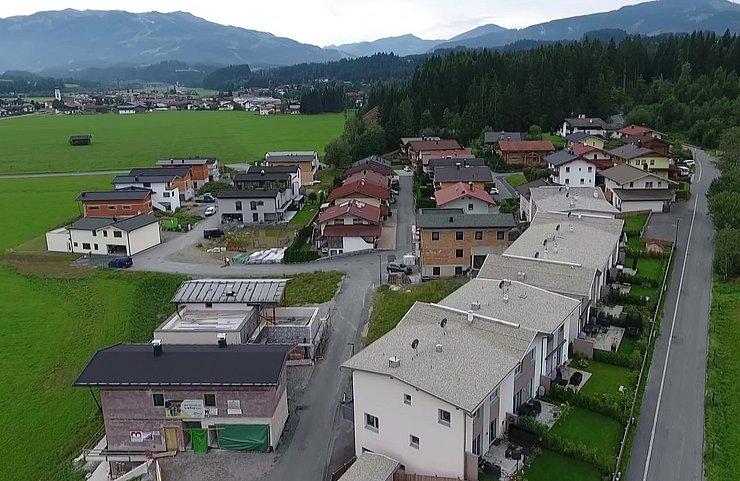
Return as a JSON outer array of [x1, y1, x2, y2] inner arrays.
[[216, 424, 270, 452]]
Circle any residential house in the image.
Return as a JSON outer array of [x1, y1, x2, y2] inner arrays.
[[116, 103, 147, 114], [345, 161, 393, 178], [419, 149, 474, 171], [337, 452, 400, 481], [617, 124, 655, 139], [245, 165, 302, 195], [407, 139, 462, 164], [570, 144, 614, 169], [623, 135, 671, 156], [427, 157, 485, 176], [417, 209, 516, 278], [484, 131, 523, 146], [400, 137, 440, 159], [560, 116, 609, 137], [46, 214, 161, 256], [520, 185, 619, 222], [434, 182, 496, 213], [316, 200, 382, 255], [433, 165, 494, 190], [264, 151, 319, 186], [600, 164, 676, 213], [218, 189, 292, 223], [545, 150, 597, 186], [327, 179, 390, 216], [69, 134, 92, 146], [233, 167, 303, 209], [497, 141, 556, 165], [73, 343, 292, 453], [156, 157, 221, 189], [76, 190, 154, 218], [111, 175, 182, 211], [607, 144, 670, 179], [564, 132, 606, 149], [344, 170, 390, 189], [341, 281, 579, 479], [128, 167, 195, 200]]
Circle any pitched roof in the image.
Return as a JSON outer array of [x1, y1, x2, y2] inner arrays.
[[484, 131, 523, 143], [344, 162, 392, 178], [156, 157, 215, 166], [571, 144, 603, 156], [344, 170, 389, 188], [515, 179, 550, 199], [618, 124, 652, 136], [434, 182, 495, 206], [498, 140, 556, 152], [544, 150, 579, 166], [564, 117, 608, 129], [433, 165, 493, 183], [338, 453, 400, 481], [111, 214, 161, 231], [76, 190, 151, 201], [416, 211, 516, 229], [113, 174, 178, 184], [327, 179, 389, 202], [565, 131, 603, 142], [68, 214, 159, 232], [353, 154, 392, 168], [218, 189, 280, 199], [612, 188, 675, 201], [600, 163, 657, 184], [408, 139, 461, 152], [172, 279, 287, 304], [322, 224, 382, 238], [401, 136, 439, 146], [341, 302, 535, 412], [421, 149, 473, 159], [247, 165, 299, 174], [234, 172, 292, 183], [265, 151, 317, 163], [74, 343, 291, 387], [129, 166, 191, 177], [317, 200, 381, 224], [428, 157, 484, 170], [529, 186, 619, 215], [607, 144, 666, 160]]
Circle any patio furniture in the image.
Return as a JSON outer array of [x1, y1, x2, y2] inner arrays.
[[555, 377, 569, 386], [481, 462, 501, 479], [531, 400, 542, 416], [517, 402, 534, 417], [569, 371, 583, 386]]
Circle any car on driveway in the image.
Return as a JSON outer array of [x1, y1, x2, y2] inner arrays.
[[108, 256, 133, 269], [489, 187, 499, 195], [203, 228, 225, 239], [683, 159, 696, 167], [204, 206, 217, 216], [387, 262, 412, 275]]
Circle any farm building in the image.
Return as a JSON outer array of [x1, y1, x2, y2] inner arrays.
[[69, 134, 92, 146]]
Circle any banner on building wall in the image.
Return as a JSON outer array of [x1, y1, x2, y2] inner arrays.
[[130, 431, 156, 443], [164, 399, 205, 419]]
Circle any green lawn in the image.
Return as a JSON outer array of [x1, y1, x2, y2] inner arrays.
[[618, 335, 640, 356], [505, 174, 528, 188], [366, 279, 467, 345], [706, 279, 740, 481], [551, 407, 623, 457], [312, 166, 339, 192], [629, 284, 659, 301], [623, 214, 649, 233], [579, 360, 634, 397], [523, 449, 602, 481], [637, 258, 665, 281], [627, 235, 646, 251], [0, 111, 344, 174], [542, 133, 566, 150], [289, 205, 319, 225], [282, 271, 343, 306]]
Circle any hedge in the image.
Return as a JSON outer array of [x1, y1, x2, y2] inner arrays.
[[284, 226, 319, 263], [545, 386, 630, 423], [593, 348, 641, 370]]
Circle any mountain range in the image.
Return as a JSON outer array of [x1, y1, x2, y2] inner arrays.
[[1, 0, 739, 73]]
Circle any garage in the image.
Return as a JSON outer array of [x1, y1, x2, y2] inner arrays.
[[611, 189, 674, 213]]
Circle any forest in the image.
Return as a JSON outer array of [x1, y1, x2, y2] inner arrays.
[[367, 31, 740, 148]]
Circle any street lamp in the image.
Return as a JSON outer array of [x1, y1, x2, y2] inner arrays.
[[378, 254, 383, 284]]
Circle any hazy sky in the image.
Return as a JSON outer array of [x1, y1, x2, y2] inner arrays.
[[0, 0, 725, 46]]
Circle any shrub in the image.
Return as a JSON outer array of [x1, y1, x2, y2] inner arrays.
[[283, 225, 319, 263], [593, 349, 640, 370], [545, 385, 629, 423]]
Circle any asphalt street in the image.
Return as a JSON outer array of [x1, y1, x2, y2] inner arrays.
[[492, 172, 520, 199], [626, 149, 716, 481]]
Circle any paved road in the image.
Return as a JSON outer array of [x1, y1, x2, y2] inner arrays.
[[626, 148, 716, 481], [132, 172, 416, 481], [0, 170, 128, 180], [492, 172, 520, 200]]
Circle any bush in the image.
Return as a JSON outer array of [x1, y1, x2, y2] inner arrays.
[[283, 225, 319, 263], [197, 180, 233, 196], [607, 291, 650, 307], [593, 349, 640, 370], [545, 385, 629, 423]]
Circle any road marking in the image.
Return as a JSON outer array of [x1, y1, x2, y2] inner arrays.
[[642, 194, 699, 481], [694, 153, 703, 183]]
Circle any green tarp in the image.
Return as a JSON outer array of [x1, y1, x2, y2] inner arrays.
[[216, 424, 270, 452], [186, 428, 208, 454]]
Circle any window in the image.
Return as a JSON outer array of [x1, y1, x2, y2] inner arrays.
[[497, 231, 505, 240], [489, 388, 499, 402], [227, 399, 241, 414], [645, 181, 653, 188], [438, 409, 451, 426], [235, 201, 243, 211], [514, 363, 522, 377], [468, 203, 474, 211], [205, 303, 213, 308], [93, 244, 98, 250], [404, 394, 412, 405], [163, 192, 171, 198], [365, 413, 379, 432], [103, 230, 108, 237], [475, 231, 483, 241], [73, 242, 78, 247], [578, 167, 582, 172], [455, 249, 463, 258], [588, 166, 593, 172], [123, 205, 132, 210], [143, 182, 151, 188], [152, 393, 164, 407], [410, 434, 420, 449], [92, 230, 97, 237], [433, 267, 441, 276], [658, 182, 662, 187], [108, 205, 116, 210], [629, 181, 634, 188], [565, 178, 570, 184], [580, 178, 585, 185], [88, 205, 100, 210], [455, 266, 463, 276], [82, 243, 91, 250], [650, 159, 655, 165], [114, 231, 122, 238], [455, 231, 464, 240], [565, 166, 570, 173], [472, 434, 481, 456], [431, 231, 439, 241], [204, 394, 216, 407]]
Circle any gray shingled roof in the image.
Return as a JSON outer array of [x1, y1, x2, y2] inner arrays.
[[484, 131, 523, 143], [530, 186, 619, 215], [504, 212, 624, 269], [545, 150, 579, 167], [439, 278, 580, 334], [218, 189, 280, 199], [515, 179, 550, 199], [607, 144, 658, 160], [67, 214, 160, 232], [478, 254, 596, 299], [112, 175, 177, 184], [612, 188, 675, 201], [172, 279, 287, 305], [247, 165, 299, 174], [416, 212, 516, 229], [266, 152, 316, 162], [68, 217, 116, 230], [76, 190, 151, 201], [434, 165, 493, 183], [234, 172, 292, 182], [113, 214, 160, 231], [338, 453, 400, 481], [341, 302, 535, 412], [564, 117, 608, 129], [156, 158, 214, 166], [130, 167, 191, 177], [74, 343, 291, 387], [600, 163, 655, 184]]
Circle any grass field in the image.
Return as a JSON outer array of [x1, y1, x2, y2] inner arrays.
[[543, 133, 566, 150], [524, 449, 602, 481], [282, 271, 343, 306], [580, 360, 634, 397], [0, 111, 344, 174], [505, 174, 528, 188], [706, 279, 740, 481], [551, 407, 623, 456], [623, 214, 649, 233], [637, 258, 665, 281], [289, 204, 319, 225]]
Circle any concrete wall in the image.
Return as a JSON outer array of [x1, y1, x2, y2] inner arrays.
[[617, 199, 666, 213], [572, 338, 594, 359], [65, 222, 159, 256], [440, 196, 493, 214], [46, 228, 72, 253], [343, 236, 375, 253]]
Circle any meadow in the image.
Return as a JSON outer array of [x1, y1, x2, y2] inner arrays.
[[0, 111, 344, 174]]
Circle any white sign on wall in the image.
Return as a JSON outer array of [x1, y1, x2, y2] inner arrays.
[[130, 431, 155, 443]]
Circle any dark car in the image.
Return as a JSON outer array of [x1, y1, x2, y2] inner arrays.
[[387, 262, 412, 275], [203, 228, 225, 239], [108, 256, 133, 269]]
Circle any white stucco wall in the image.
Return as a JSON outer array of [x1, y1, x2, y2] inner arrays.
[[66, 223, 160, 256], [552, 159, 596, 186], [441, 196, 493, 214], [113, 181, 181, 211], [343, 236, 375, 253], [46, 228, 72, 253], [127, 222, 162, 254]]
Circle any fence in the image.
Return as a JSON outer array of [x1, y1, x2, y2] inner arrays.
[[393, 472, 462, 481], [612, 235, 676, 480]]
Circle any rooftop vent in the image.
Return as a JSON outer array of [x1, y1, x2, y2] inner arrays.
[[569, 223, 574, 232], [435, 343, 443, 353], [449, 216, 454, 223], [517, 271, 526, 281], [217, 333, 227, 348], [260, 169, 265, 176], [471, 301, 481, 311], [503, 292, 509, 303], [467, 310, 474, 324], [152, 339, 163, 357]]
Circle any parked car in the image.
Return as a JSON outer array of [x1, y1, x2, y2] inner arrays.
[[390, 189, 399, 195], [203, 228, 225, 239], [489, 187, 499, 195], [387, 262, 412, 275], [204, 206, 217, 216], [404, 165, 411, 172], [683, 159, 696, 167], [201, 193, 216, 203], [108, 256, 133, 269]]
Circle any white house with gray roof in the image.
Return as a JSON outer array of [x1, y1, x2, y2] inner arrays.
[[342, 281, 579, 480], [521, 185, 619, 221], [46, 214, 161, 256]]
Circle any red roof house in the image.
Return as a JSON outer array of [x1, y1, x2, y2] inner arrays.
[[617, 125, 653, 138], [327, 179, 389, 204], [434, 182, 495, 212], [497, 141, 556, 165]]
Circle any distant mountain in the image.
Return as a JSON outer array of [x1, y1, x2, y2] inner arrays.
[[0, 9, 343, 72], [328, 34, 442, 57], [447, 24, 508, 42], [434, 0, 740, 51]]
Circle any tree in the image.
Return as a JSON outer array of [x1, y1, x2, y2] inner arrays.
[[708, 191, 740, 229], [324, 138, 352, 168], [625, 106, 652, 127], [716, 127, 740, 172], [357, 124, 386, 159], [714, 228, 740, 280], [527, 124, 543, 140]]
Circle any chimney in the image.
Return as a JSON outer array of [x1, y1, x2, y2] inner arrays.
[[152, 339, 163, 356], [471, 301, 481, 310], [217, 333, 227, 348], [260, 169, 265, 176], [135, 176, 139, 182], [456, 162, 461, 170], [388, 356, 401, 368], [435, 343, 443, 353], [467, 310, 474, 324], [468, 181, 474, 190]]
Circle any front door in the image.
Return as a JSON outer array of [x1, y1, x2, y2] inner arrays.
[[165, 427, 179, 451]]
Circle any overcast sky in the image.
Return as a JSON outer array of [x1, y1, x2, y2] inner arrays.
[[0, 0, 724, 46]]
